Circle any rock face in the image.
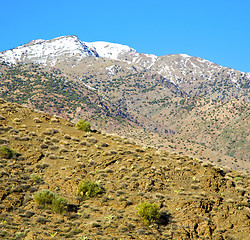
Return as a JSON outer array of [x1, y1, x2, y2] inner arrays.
[[0, 99, 249, 239]]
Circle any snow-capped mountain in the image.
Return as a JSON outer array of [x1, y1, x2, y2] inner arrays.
[[0, 36, 99, 66], [0, 35, 139, 66], [0, 35, 249, 97]]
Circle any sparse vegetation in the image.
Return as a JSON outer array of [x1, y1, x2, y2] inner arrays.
[[0, 146, 18, 159], [34, 190, 67, 213], [136, 201, 160, 225], [51, 196, 68, 213], [31, 174, 42, 183], [76, 119, 91, 132], [34, 190, 55, 207], [0, 62, 249, 239], [77, 179, 104, 199]]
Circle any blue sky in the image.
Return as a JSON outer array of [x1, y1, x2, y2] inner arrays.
[[1, 0, 250, 72]]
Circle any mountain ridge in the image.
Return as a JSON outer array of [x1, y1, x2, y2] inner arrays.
[[1, 35, 249, 72], [1, 35, 249, 93]]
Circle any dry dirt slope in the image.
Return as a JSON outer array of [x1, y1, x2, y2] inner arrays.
[[0, 98, 249, 240]]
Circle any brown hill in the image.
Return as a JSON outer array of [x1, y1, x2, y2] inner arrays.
[[0, 99, 249, 239]]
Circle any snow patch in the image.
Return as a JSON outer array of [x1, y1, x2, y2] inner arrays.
[[0, 35, 97, 65], [85, 41, 136, 60], [78, 78, 96, 91], [179, 54, 191, 58]]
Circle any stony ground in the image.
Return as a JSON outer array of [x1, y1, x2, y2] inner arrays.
[[0, 99, 249, 239]]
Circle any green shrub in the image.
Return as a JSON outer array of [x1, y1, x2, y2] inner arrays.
[[77, 179, 104, 199], [34, 190, 68, 213], [76, 120, 91, 132], [0, 146, 18, 159], [136, 201, 160, 225], [34, 190, 55, 207], [31, 174, 42, 183], [51, 196, 68, 213]]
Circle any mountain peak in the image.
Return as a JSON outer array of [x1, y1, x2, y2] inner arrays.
[[0, 35, 139, 65], [0, 35, 98, 65], [85, 41, 137, 60]]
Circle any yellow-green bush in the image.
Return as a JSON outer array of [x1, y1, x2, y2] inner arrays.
[[76, 120, 91, 132], [31, 174, 42, 183], [0, 146, 18, 159], [77, 179, 104, 199], [34, 190, 55, 207], [51, 196, 68, 213], [34, 190, 67, 213], [136, 201, 160, 225]]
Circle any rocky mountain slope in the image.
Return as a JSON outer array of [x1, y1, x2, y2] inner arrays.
[[1, 35, 249, 102], [0, 99, 249, 239], [1, 35, 249, 93], [0, 36, 249, 173], [0, 61, 249, 173]]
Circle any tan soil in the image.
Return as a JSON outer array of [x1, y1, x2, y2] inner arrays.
[[0, 99, 249, 239]]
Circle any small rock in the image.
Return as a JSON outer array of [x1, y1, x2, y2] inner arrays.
[[88, 137, 97, 144], [131, 172, 139, 177], [24, 210, 35, 218], [51, 117, 59, 123], [49, 145, 59, 151], [135, 148, 145, 153], [28, 131, 37, 136], [137, 228, 146, 235], [48, 154, 57, 160], [34, 118, 42, 123], [36, 216, 47, 224], [0, 138, 9, 144], [64, 134, 71, 140], [72, 137, 80, 142], [90, 222, 101, 228], [100, 142, 109, 147], [60, 148, 68, 153], [105, 168, 114, 173], [191, 184, 199, 190], [13, 118, 21, 123], [40, 144, 48, 149], [51, 137, 59, 143]]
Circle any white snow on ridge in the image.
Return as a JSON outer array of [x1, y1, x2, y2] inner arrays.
[[85, 41, 137, 60], [0, 35, 247, 82], [0, 36, 138, 65], [179, 54, 191, 58], [246, 73, 250, 79], [0, 35, 98, 65], [105, 65, 115, 75]]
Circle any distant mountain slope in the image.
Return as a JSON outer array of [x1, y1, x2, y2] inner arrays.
[[0, 62, 136, 127], [0, 62, 249, 173]]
